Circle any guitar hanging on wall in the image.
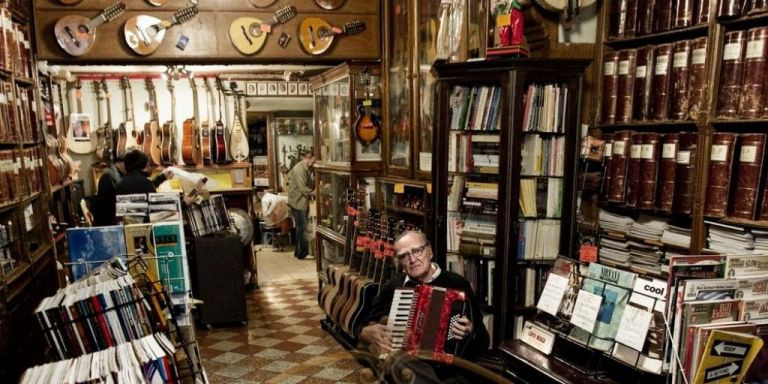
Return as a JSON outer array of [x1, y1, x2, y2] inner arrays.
[[143, 78, 162, 166], [228, 83, 250, 163], [201, 77, 215, 165], [123, 3, 198, 56], [161, 77, 179, 165], [66, 79, 96, 154], [181, 74, 203, 166], [213, 78, 228, 164], [353, 69, 381, 146], [120, 76, 142, 150], [315, 0, 346, 10], [298, 18, 365, 55], [54, 2, 126, 57], [229, 5, 297, 55], [248, 0, 278, 7], [100, 79, 116, 163]]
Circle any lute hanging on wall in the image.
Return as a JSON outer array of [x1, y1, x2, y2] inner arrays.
[[123, 3, 198, 56], [298, 18, 365, 55], [353, 69, 381, 146], [228, 82, 250, 163], [54, 2, 126, 57], [229, 5, 297, 55]]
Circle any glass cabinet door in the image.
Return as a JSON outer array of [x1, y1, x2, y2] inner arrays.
[[416, 1, 440, 174], [273, 116, 313, 191], [316, 171, 351, 237], [318, 234, 345, 275], [353, 71, 383, 162], [388, 0, 412, 171], [315, 79, 351, 165]]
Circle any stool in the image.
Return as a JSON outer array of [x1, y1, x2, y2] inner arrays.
[[260, 222, 292, 251]]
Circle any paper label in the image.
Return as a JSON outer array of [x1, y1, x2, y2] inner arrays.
[[740, 145, 758, 163], [618, 60, 630, 75], [496, 14, 511, 27], [654, 54, 669, 75], [635, 65, 647, 78], [570, 290, 603, 332], [673, 51, 689, 68], [613, 141, 626, 156], [641, 144, 655, 159], [604, 61, 616, 76], [711, 145, 729, 162], [579, 244, 598, 263], [692, 48, 707, 65], [630, 144, 642, 159], [677, 150, 691, 164], [520, 322, 556, 355], [662, 143, 677, 159], [604, 143, 613, 157], [723, 43, 742, 61], [394, 183, 405, 194], [747, 40, 766, 59], [537, 274, 570, 316], [614, 305, 654, 351]]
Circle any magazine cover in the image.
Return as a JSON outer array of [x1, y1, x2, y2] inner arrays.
[[148, 193, 181, 223], [66, 226, 127, 281], [152, 223, 186, 294], [115, 193, 148, 218], [740, 298, 768, 322], [724, 254, 768, 278], [123, 224, 159, 284], [736, 276, 768, 299], [692, 330, 764, 384]]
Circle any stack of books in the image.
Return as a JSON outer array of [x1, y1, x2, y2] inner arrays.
[[706, 221, 755, 254], [752, 229, 768, 254], [599, 237, 631, 267], [599, 209, 635, 234], [661, 225, 692, 249]]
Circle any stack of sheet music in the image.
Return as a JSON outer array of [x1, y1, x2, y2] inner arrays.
[[661, 225, 692, 249], [629, 215, 668, 242], [599, 209, 635, 234], [599, 236, 631, 267], [751, 229, 768, 255], [706, 221, 754, 253]]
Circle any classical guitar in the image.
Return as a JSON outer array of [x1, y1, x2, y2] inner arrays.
[[161, 78, 178, 165], [181, 75, 203, 166], [100, 79, 116, 162], [66, 79, 95, 154], [315, 0, 346, 10], [298, 18, 365, 55], [120, 76, 142, 150], [114, 77, 130, 158], [248, 0, 278, 7], [319, 189, 357, 316], [54, 2, 126, 57], [201, 77, 215, 165], [213, 78, 228, 164], [228, 83, 249, 163], [354, 70, 381, 146], [92, 80, 107, 160], [330, 201, 370, 325], [123, 4, 198, 56], [56, 80, 77, 180], [143, 78, 162, 166], [44, 133, 62, 186], [229, 5, 296, 55]]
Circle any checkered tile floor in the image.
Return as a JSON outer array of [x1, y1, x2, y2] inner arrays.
[[197, 279, 364, 384]]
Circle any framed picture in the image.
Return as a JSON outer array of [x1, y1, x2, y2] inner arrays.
[[330, 83, 339, 96], [267, 82, 278, 95], [298, 82, 309, 95], [339, 83, 349, 97], [288, 82, 298, 95], [278, 82, 288, 95], [246, 81, 258, 96], [257, 82, 267, 95]]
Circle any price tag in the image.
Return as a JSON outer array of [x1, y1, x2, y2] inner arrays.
[[260, 24, 272, 33], [537, 274, 570, 316], [579, 244, 598, 263], [615, 305, 653, 351], [520, 321, 556, 355]]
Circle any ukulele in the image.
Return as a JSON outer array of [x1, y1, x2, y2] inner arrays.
[[121, 76, 142, 150], [353, 69, 381, 146], [143, 78, 162, 166], [201, 77, 214, 165], [123, 3, 198, 56], [160, 77, 178, 165], [100, 79, 116, 162], [213, 78, 228, 164], [315, 0, 346, 10], [228, 83, 249, 163], [181, 75, 203, 166], [229, 6, 297, 55], [54, 2, 126, 57], [66, 79, 95, 154], [298, 18, 365, 55], [248, 0, 278, 7]]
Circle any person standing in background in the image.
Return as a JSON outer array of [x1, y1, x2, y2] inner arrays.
[[287, 150, 315, 260], [92, 154, 126, 226]]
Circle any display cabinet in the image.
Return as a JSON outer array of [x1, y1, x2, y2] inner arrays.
[[315, 170, 351, 238], [316, 232, 346, 284], [270, 112, 313, 192], [375, 177, 430, 234]]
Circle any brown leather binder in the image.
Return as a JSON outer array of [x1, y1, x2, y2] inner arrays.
[[602, 134, 615, 200], [626, 132, 644, 207], [674, 132, 698, 214], [608, 130, 633, 203], [639, 132, 661, 209], [670, 40, 692, 120], [624, 0, 639, 37], [695, 0, 711, 24], [651, 44, 673, 120], [633, 46, 654, 121], [653, 0, 673, 32], [673, 0, 695, 28], [658, 133, 679, 212], [601, 51, 621, 124], [739, 27, 768, 118], [749, 0, 768, 14], [637, 0, 656, 35], [608, 0, 624, 39], [717, 0, 745, 18], [688, 37, 709, 120], [704, 132, 737, 218], [616, 49, 637, 123], [717, 31, 748, 119], [730, 134, 767, 219]]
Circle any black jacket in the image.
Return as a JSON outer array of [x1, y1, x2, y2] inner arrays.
[[92, 166, 122, 226], [115, 171, 168, 195]]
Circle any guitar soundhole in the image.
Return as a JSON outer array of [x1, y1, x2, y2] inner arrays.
[[248, 23, 263, 38], [77, 24, 89, 34], [318, 27, 331, 39]]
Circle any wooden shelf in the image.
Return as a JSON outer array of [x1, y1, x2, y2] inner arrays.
[[383, 205, 425, 217], [520, 175, 564, 178], [719, 11, 768, 29], [596, 120, 698, 130], [603, 24, 708, 48], [14, 76, 35, 87], [29, 244, 52, 264], [716, 217, 768, 230], [522, 131, 566, 136]]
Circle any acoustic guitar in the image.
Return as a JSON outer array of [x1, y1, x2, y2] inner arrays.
[[113, 77, 130, 158], [228, 83, 249, 163], [56, 81, 77, 180], [213, 78, 228, 164], [329, 203, 371, 325], [123, 4, 198, 56], [298, 18, 365, 55], [319, 189, 358, 316], [54, 2, 126, 57], [181, 75, 203, 166], [248, 0, 278, 7], [143, 78, 162, 166], [160, 78, 178, 165], [315, 0, 346, 10], [354, 70, 381, 146], [66, 79, 95, 154], [120, 76, 142, 151], [100, 79, 116, 163], [229, 6, 296, 55], [92, 80, 107, 160], [201, 77, 214, 165]]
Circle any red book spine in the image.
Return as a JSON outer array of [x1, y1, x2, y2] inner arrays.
[[626, 132, 644, 207], [739, 27, 768, 118], [637, 0, 656, 35], [674, 132, 698, 214], [688, 37, 709, 120], [651, 44, 673, 120], [695, 0, 711, 24], [717, 0, 746, 18], [673, 0, 696, 28], [616, 49, 637, 123], [670, 40, 692, 120], [717, 30, 748, 119], [91, 295, 114, 348], [730, 133, 766, 219], [654, 0, 673, 32], [608, 131, 633, 203], [658, 133, 679, 212], [602, 134, 615, 200], [639, 132, 661, 209], [704, 132, 737, 217], [633, 46, 654, 121], [601, 51, 621, 124]]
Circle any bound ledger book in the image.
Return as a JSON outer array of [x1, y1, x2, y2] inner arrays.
[[653, 0, 673, 32], [674, 132, 698, 214], [633, 46, 654, 121], [717, 30, 747, 119], [639, 132, 661, 209], [718, 0, 746, 18], [616, 50, 637, 123], [636, 0, 654, 35], [602, 134, 614, 200], [695, 0, 710, 24], [704, 133, 737, 218], [658, 133, 679, 212], [730, 134, 766, 220], [601, 51, 620, 124], [672, 0, 695, 28], [670, 40, 691, 120], [626, 133, 644, 207], [688, 37, 708, 120], [740, 27, 768, 118], [608, 130, 632, 203], [650, 44, 672, 121]]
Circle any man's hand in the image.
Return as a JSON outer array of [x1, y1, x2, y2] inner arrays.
[[451, 316, 473, 340], [162, 169, 174, 179], [360, 324, 392, 353]]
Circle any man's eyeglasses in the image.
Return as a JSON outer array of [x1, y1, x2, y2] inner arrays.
[[395, 243, 429, 262]]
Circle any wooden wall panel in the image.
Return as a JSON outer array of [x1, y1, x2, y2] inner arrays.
[[34, 0, 381, 63]]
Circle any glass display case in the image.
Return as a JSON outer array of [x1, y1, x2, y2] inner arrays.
[[0, 206, 22, 278], [387, 0, 412, 173], [271, 114, 313, 192], [376, 177, 430, 234], [316, 170, 351, 237], [317, 234, 345, 281]]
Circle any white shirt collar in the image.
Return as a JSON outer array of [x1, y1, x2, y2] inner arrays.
[[404, 262, 442, 285]]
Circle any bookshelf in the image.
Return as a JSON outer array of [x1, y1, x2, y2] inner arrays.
[[431, 58, 588, 347]]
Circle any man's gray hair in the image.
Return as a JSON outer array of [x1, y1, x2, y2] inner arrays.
[[394, 229, 429, 248]]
